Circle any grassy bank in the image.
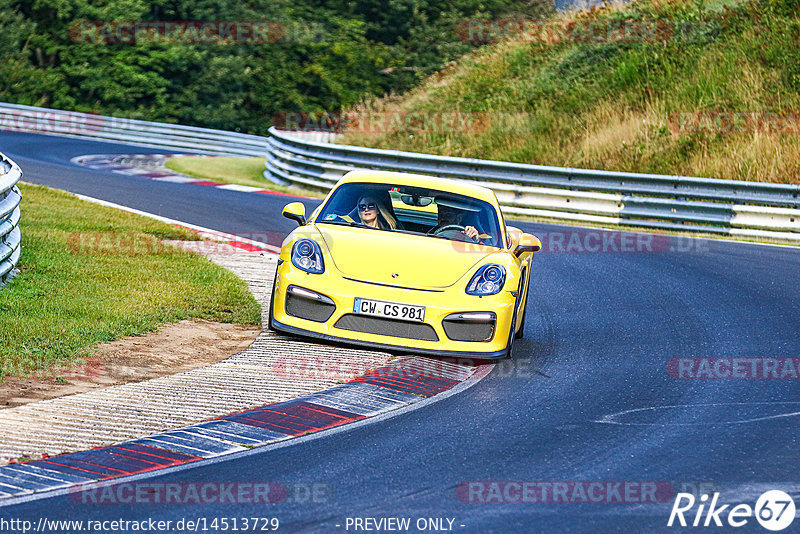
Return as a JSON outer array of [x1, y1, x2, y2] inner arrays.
[[341, 0, 800, 184], [0, 183, 261, 378]]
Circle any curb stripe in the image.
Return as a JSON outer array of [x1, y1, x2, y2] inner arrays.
[[137, 435, 240, 456], [44, 458, 127, 476], [0, 481, 29, 493], [70, 193, 282, 254], [132, 439, 217, 458], [0, 472, 56, 491], [112, 443, 199, 462], [357, 372, 459, 390], [0, 355, 486, 502], [3, 465, 91, 484], [67, 450, 162, 472], [352, 375, 457, 396], [227, 416, 300, 435], [106, 448, 183, 467], [176, 427, 265, 447], [37, 461, 106, 478], [71, 154, 312, 200], [194, 420, 287, 442]]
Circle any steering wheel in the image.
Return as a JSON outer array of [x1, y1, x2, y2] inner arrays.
[[430, 224, 479, 243]]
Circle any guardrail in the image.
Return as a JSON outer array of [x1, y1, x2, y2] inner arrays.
[[1, 101, 798, 242], [0, 153, 22, 288], [0, 102, 266, 156], [264, 127, 800, 242]]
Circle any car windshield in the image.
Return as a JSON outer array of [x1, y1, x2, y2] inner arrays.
[[315, 182, 503, 248]]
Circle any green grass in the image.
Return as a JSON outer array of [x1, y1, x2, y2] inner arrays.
[[0, 183, 262, 378], [341, 0, 800, 184], [164, 156, 325, 198]]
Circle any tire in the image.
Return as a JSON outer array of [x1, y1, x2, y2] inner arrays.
[[515, 301, 527, 339], [514, 269, 527, 339], [504, 310, 517, 359], [267, 263, 280, 332], [504, 280, 524, 359]]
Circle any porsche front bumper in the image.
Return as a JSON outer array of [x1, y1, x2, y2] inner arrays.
[[270, 261, 517, 360]]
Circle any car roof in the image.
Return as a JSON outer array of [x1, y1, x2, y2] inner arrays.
[[337, 170, 499, 205]]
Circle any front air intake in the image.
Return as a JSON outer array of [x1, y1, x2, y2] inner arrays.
[[334, 314, 439, 341], [442, 312, 496, 342], [285, 285, 336, 323]]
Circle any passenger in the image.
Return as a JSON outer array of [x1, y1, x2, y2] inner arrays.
[[350, 195, 398, 230]]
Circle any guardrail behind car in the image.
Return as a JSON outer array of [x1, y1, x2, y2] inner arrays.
[[0, 153, 22, 288], [0, 102, 266, 156], [265, 127, 800, 243], [1, 101, 797, 242]]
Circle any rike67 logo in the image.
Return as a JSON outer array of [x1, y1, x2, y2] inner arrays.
[[668, 490, 796, 531]]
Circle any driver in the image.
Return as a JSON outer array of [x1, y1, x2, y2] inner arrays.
[[434, 204, 482, 241]]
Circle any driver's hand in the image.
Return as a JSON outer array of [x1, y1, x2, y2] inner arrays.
[[462, 226, 479, 240]]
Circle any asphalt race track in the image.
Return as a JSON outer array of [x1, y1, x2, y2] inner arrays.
[[2, 132, 799, 533]]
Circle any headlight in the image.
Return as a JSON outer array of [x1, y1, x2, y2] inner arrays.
[[291, 239, 324, 274], [466, 264, 506, 296]]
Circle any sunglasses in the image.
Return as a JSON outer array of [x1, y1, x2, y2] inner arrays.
[[358, 202, 378, 211]]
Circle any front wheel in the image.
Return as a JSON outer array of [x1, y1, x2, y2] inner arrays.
[[515, 300, 527, 339], [504, 309, 518, 359], [505, 272, 529, 356], [515, 268, 528, 339], [503, 291, 522, 359], [267, 263, 280, 332]]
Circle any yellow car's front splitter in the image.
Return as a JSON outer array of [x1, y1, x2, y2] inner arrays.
[[270, 264, 518, 360]]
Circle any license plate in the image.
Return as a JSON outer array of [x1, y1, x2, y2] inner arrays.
[[353, 298, 426, 322]]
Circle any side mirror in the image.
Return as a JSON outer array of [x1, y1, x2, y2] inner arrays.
[[283, 202, 306, 226], [515, 233, 542, 256], [506, 226, 523, 249]]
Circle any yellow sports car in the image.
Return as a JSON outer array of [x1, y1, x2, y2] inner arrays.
[[269, 170, 541, 360]]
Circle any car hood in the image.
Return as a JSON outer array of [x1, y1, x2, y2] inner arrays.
[[315, 224, 495, 289]]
